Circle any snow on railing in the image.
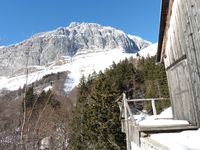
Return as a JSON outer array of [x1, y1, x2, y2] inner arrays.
[[122, 93, 169, 123], [121, 93, 170, 150]]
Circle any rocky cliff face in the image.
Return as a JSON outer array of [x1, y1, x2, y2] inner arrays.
[[0, 22, 151, 77]]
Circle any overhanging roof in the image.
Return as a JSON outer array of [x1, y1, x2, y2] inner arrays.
[[156, 0, 170, 62]]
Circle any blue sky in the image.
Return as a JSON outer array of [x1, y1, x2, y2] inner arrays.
[[0, 0, 161, 45]]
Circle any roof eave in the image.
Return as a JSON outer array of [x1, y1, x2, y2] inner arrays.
[[156, 0, 170, 63]]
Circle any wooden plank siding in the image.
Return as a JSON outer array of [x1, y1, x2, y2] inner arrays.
[[183, 0, 200, 127], [179, 0, 200, 126], [157, 0, 200, 126], [167, 60, 196, 124]]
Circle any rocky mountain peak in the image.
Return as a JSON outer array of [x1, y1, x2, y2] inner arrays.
[[0, 22, 151, 77]]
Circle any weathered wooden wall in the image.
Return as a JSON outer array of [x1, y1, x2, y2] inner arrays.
[[163, 0, 200, 126]]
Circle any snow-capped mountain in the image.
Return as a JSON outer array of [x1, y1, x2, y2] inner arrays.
[[0, 22, 151, 77], [0, 22, 156, 92], [128, 35, 152, 50]]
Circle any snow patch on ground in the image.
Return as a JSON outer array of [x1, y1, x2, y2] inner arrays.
[[159, 107, 173, 118], [43, 86, 53, 92], [131, 142, 141, 150], [151, 129, 200, 150], [132, 107, 200, 149], [134, 106, 173, 124], [138, 119, 189, 127], [134, 107, 188, 127]]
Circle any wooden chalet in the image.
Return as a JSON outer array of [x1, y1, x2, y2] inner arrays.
[[157, 0, 200, 127], [120, 0, 200, 149]]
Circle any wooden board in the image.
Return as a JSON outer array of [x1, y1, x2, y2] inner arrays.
[[162, 0, 200, 126]]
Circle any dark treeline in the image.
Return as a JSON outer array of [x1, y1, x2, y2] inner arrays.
[[69, 56, 170, 150]]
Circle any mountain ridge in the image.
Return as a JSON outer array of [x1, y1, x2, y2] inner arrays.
[[0, 22, 151, 77], [0, 22, 156, 92]]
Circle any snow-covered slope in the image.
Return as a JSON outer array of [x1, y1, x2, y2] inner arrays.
[[0, 45, 157, 92], [138, 43, 157, 57], [0, 22, 156, 92]]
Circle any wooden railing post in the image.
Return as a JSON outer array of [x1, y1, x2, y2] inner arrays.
[[151, 99, 157, 115], [123, 93, 130, 150]]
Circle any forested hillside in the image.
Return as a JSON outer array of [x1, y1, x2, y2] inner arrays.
[[69, 56, 169, 149], [0, 72, 72, 149], [0, 56, 169, 149]]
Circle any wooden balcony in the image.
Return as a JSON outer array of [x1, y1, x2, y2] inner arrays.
[[120, 93, 198, 150]]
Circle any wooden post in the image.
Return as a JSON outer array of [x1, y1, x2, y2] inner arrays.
[[151, 99, 157, 115], [123, 93, 130, 150]]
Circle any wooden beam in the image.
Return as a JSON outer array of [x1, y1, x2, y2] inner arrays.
[[139, 125, 198, 132], [127, 98, 169, 102]]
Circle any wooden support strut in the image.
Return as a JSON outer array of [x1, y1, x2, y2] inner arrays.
[[151, 99, 157, 116], [123, 93, 131, 150]]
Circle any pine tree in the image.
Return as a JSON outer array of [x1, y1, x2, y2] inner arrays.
[[23, 86, 36, 110], [138, 56, 170, 113]]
